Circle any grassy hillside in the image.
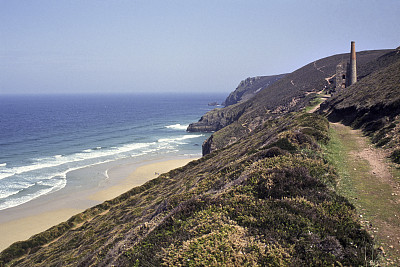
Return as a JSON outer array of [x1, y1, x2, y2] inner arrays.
[[0, 113, 375, 266]]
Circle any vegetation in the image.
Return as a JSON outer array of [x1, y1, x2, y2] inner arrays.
[[0, 113, 376, 266], [1, 47, 398, 266], [391, 150, 400, 164], [303, 94, 322, 113]]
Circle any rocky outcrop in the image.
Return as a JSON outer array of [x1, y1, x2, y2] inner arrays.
[[187, 75, 286, 133], [187, 104, 246, 132], [201, 134, 215, 155], [222, 74, 286, 107]]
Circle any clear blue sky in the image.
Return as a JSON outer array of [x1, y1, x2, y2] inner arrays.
[[1, 0, 399, 94]]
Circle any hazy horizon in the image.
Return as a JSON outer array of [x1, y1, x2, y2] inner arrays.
[[1, 0, 399, 95]]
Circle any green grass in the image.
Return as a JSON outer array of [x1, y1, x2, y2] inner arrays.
[[322, 126, 355, 197], [303, 95, 323, 113]]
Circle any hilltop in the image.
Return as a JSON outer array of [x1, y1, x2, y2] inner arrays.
[[1, 46, 399, 266]]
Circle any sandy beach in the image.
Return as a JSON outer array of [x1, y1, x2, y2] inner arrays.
[[0, 157, 196, 252]]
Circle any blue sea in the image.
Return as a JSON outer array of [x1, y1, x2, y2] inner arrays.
[[0, 93, 224, 211]]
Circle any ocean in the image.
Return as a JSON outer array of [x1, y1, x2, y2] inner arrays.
[[0, 93, 224, 211]]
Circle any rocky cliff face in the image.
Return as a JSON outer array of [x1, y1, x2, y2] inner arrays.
[[222, 74, 286, 107], [186, 104, 247, 132]]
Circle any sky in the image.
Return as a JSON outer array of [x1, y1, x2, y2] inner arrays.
[[1, 0, 399, 95]]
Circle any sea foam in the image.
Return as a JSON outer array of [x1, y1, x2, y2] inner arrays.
[[0, 135, 201, 210], [158, 134, 204, 143], [165, 124, 189, 130], [0, 143, 154, 181]]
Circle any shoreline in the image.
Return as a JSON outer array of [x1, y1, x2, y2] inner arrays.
[[0, 156, 197, 252]]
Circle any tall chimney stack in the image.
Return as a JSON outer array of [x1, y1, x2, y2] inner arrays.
[[349, 41, 357, 86]]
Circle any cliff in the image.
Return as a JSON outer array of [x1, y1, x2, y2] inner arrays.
[[186, 103, 246, 133]]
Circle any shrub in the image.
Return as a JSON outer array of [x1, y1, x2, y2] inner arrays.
[[300, 127, 329, 144], [391, 149, 400, 164], [266, 138, 297, 152], [376, 137, 391, 147]]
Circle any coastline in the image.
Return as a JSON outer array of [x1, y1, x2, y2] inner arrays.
[[0, 156, 197, 252]]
